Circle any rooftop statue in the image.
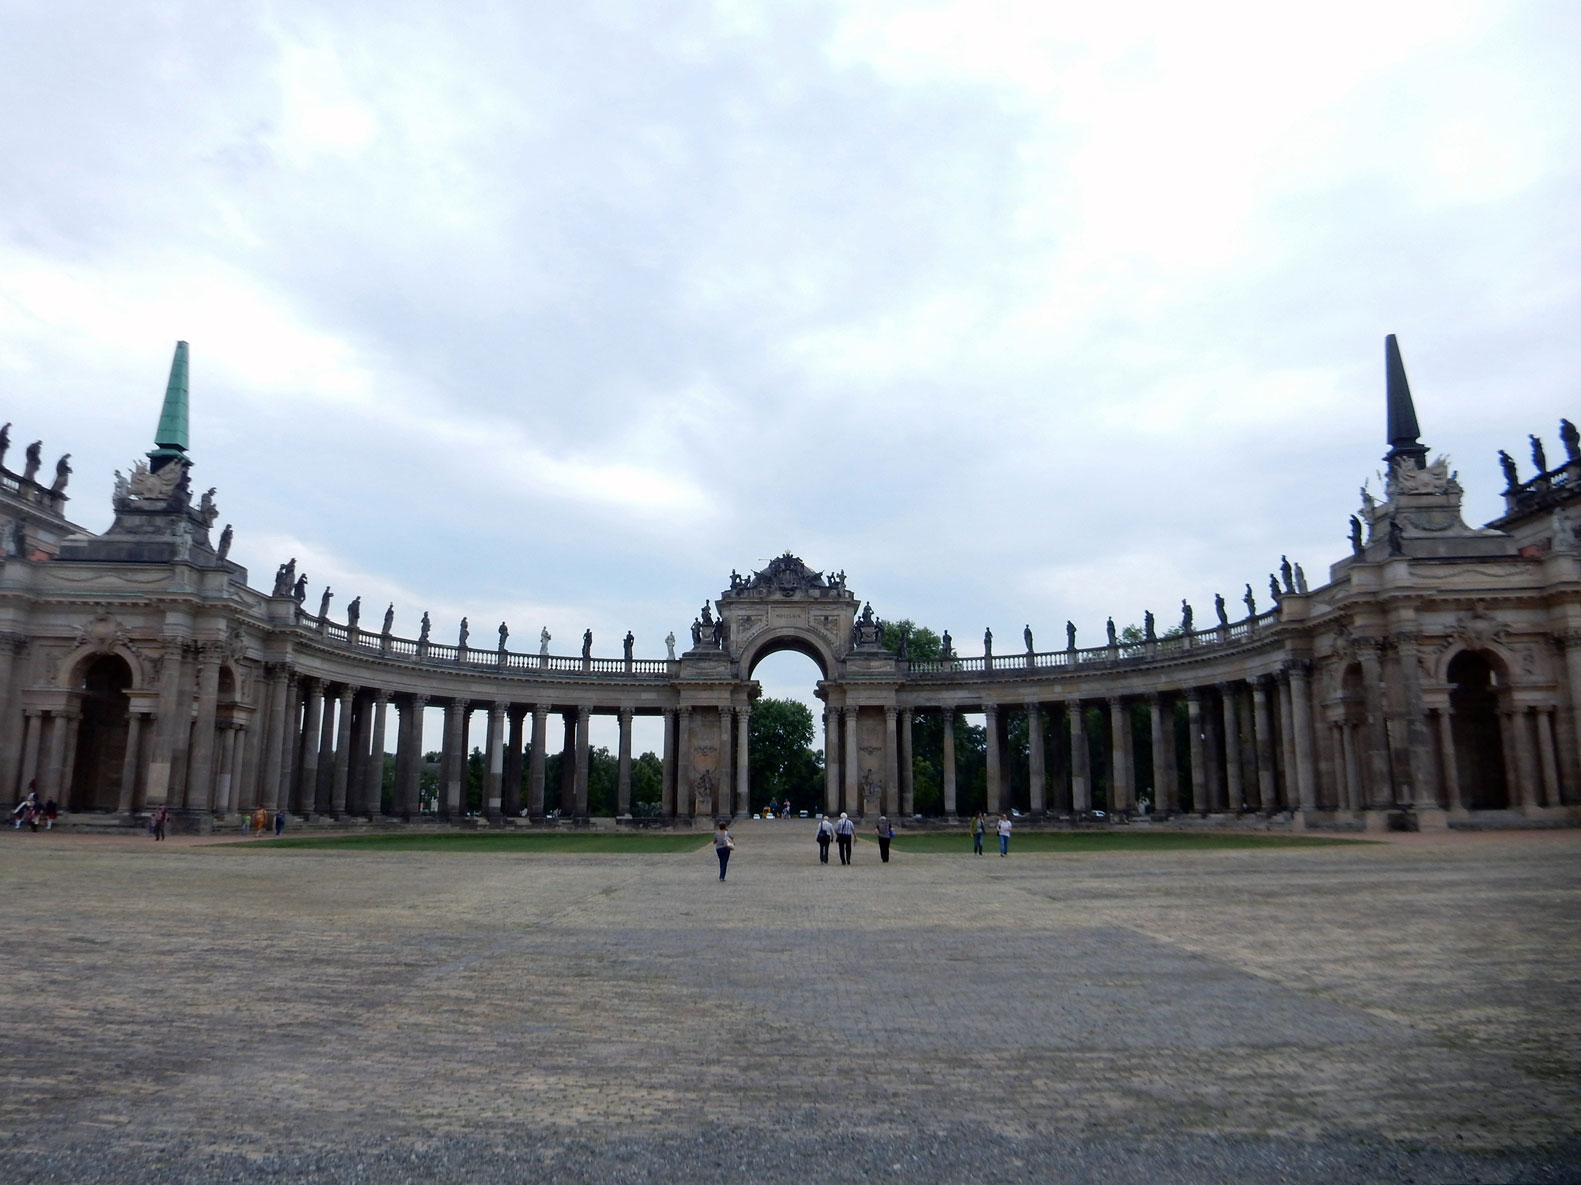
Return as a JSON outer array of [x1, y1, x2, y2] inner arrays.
[[1280, 555, 1294, 595], [50, 454, 71, 494], [0, 422, 9, 469], [1214, 593, 1228, 627], [319, 587, 333, 620], [1065, 621, 1076, 651], [382, 603, 395, 635], [1269, 574, 1281, 603], [897, 632, 909, 661], [498, 621, 509, 649], [941, 629, 952, 658], [197, 486, 218, 527], [1532, 434, 1549, 476], [982, 626, 992, 657], [747, 552, 828, 596], [582, 629, 592, 659], [113, 470, 130, 504], [346, 596, 361, 630], [458, 617, 469, 649], [292, 573, 307, 603], [623, 631, 634, 660], [22, 441, 41, 484], [1349, 515, 1364, 555], [1388, 517, 1405, 556], [539, 627, 550, 656], [1244, 583, 1256, 616], [1498, 449, 1520, 491], [1181, 599, 1193, 633], [1143, 611, 1155, 642], [1562, 418, 1580, 464], [419, 612, 431, 645], [1359, 483, 1375, 513], [1106, 617, 1117, 646], [1294, 563, 1308, 595], [217, 524, 233, 561], [1026, 624, 1036, 652], [665, 631, 676, 660]]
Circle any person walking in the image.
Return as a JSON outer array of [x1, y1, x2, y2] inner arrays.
[[714, 819, 735, 880], [875, 814, 894, 863], [972, 812, 985, 856], [152, 804, 168, 841], [252, 806, 268, 837], [273, 810, 285, 837], [834, 811, 855, 865], [816, 814, 835, 863], [997, 812, 1012, 857], [43, 798, 57, 830]]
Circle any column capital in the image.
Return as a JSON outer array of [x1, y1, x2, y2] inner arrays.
[[337, 685, 356, 704], [490, 700, 508, 714], [406, 691, 429, 708], [983, 702, 999, 719], [618, 705, 634, 722], [883, 705, 897, 722], [1216, 680, 1240, 695]]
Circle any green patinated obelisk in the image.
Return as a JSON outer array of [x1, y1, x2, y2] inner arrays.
[[148, 340, 190, 473]]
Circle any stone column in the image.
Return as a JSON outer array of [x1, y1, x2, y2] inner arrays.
[[735, 705, 750, 816], [1276, 674, 1296, 811], [617, 708, 634, 817], [442, 700, 465, 819], [660, 708, 675, 817], [1148, 694, 1174, 813], [118, 711, 147, 813], [185, 645, 223, 812], [503, 707, 525, 819], [18, 709, 42, 798], [330, 685, 355, 816], [1185, 691, 1206, 814], [1342, 721, 1363, 813], [1562, 637, 1581, 803], [0, 636, 23, 799], [676, 707, 692, 817], [1220, 684, 1243, 812], [346, 694, 370, 811], [529, 705, 549, 818], [1201, 689, 1224, 813], [900, 710, 915, 817], [1251, 678, 1275, 810], [941, 709, 957, 818], [823, 709, 839, 816], [572, 707, 590, 817], [883, 707, 899, 815], [1392, 635, 1435, 807], [1025, 703, 1045, 816], [145, 638, 188, 808], [215, 723, 239, 815], [1108, 699, 1132, 813], [1510, 708, 1541, 812], [260, 665, 290, 812], [297, 682, 325, 821], [559, 712, 576, 815], [364, 691, 389, 817], [1537, 706, 1560, 809], [312, 685, 336, 815], [1357, 645, 1391, 808], [59, 712, 83, 807], [1288, 661, 1318, 812], [1067, 700, 1090, 813], [1433, 708, 1463, 814], [41, 711, 69, 802], [717, 706, 734, 817], [984, 705, 1002, 815], [395, 694, 424, 818], [483, 702, 505, 821], [843, 707, 859, 814]]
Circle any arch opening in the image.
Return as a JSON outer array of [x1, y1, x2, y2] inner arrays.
[[747, 648, 826, 817], [70, 654, 132, 812], [1448, 650, 1508, 810]]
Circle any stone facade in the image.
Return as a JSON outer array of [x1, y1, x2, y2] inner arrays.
[[3, 338, 1578, 830]]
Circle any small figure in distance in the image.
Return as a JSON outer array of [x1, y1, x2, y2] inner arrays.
[[714, 819, 735, 880]]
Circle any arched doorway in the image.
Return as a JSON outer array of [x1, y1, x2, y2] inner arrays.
[[1448, 650, 1508, 810], [746, 646, 828, 817], [70, 654, 132, 811]]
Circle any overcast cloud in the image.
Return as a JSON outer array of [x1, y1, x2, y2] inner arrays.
[[3, 0, 1579, 746]]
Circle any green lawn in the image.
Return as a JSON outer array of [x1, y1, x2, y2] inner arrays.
[[873, 830, 1369, 853], [219, 831, 715, 854]]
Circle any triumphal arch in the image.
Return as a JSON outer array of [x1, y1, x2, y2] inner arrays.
[[3, 336, 1581, 830]]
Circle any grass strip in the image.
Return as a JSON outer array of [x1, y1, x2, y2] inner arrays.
[[876, 831, 1369, 854], [218, 831, 715, 854]]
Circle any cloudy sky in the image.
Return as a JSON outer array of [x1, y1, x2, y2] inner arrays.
[[4, 0, 1578, 751]]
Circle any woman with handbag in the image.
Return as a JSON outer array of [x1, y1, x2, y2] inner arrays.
[[714, 820, 735, 880]]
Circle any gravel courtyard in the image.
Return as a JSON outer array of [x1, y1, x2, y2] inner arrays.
[[2, 824, 1578, 1184]]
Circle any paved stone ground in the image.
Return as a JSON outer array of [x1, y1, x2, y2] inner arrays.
[[1, 824, 1578, 1183]]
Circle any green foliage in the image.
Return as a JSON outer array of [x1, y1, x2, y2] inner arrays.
[[883, 619, 942, 661], [749, 697, 822, 811], [631, 751, 663, 810]]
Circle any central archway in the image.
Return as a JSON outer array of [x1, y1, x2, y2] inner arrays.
[[746, 646, 827, 816]]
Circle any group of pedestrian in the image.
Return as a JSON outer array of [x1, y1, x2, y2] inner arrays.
[[9, 784, 56, 832], [972, 811, 1014, 856]]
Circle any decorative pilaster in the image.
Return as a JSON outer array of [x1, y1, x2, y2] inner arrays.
[[843, 707, 859, 815], [1433, 708, 1463, 814], [184, 643, 223, 813], [883, 707, 899, 816]]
